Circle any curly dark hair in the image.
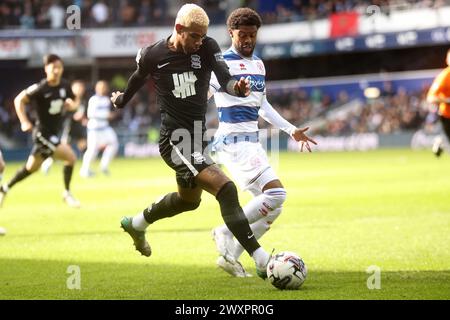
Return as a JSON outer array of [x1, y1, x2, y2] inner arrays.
[[226, 7, 262, 30]]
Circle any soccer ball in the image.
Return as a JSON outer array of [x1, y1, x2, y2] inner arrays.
[[267, 251, 307, 290]]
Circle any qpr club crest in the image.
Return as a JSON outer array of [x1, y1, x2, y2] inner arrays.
[[191, 54, 201, 69], [59, 88, 66, 98], [256, 61, 264, 74]]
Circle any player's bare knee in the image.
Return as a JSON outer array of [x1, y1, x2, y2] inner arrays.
[[65, 151, 77, 165]]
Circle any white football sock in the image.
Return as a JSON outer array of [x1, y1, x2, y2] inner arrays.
[[215, 188, 286, 236], [132, 212, 149, 231], [252, 247, 270, 267]]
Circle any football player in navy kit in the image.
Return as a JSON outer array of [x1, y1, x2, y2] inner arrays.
[[0, 54, 83, 208], [111, 4, 271, 279]]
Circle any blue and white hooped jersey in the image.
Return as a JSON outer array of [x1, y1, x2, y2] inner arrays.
[[210, 47, 267, 136], [87, 95, 112, 130]]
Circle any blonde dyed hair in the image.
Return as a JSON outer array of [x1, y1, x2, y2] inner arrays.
[[175, 3, 209, 28]]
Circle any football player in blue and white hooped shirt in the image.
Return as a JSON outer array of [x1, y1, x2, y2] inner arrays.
[[209, 8, 317, 277], [80, 81, 119, 177]]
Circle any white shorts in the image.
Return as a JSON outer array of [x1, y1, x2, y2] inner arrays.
[[216, 141, 279, 196], [87, 127, 118, 149]]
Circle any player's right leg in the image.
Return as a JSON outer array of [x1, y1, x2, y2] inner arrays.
[[121, 184, 202, 257], [40, 157, 54, 175], [120, 128, 204, 257]]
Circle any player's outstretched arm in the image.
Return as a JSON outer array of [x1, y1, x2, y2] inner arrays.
[[259, 95, 297, 134], [111, 70, 147, 109], [259, 96, 317, 152], [65, 83, 85, 111], [13, 90, 33, 132]]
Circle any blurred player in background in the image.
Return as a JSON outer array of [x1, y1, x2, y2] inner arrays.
[[111, 4, 272, 279], [427, 48, 450, 157], [80, 80, 118, 177], [41, 80, 88, 174], [0, 150, 6, 235], [0, 54, 83, 208], [209, 8, 317, 277]]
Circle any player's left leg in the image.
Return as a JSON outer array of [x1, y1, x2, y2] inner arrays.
[[99, 128, 119, 175], [433, 116, 450, 157], [122, 182, 203, 257], [196, 165, 271, 278], [53, 143, 80, 208], [80, 130, 99, 177], [227, 179, 286, 261]]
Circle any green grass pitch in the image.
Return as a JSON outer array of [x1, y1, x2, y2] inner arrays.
[[0, 149, 449, 299]]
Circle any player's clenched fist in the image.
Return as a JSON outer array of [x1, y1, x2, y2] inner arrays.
[[111, 91, 124, 109], [234, 77, 250, 97], [20, 121, 33, 132]]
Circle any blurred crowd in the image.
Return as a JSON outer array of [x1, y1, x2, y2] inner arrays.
[[265, 82, 435, 136], [1, 0, 449, 30]]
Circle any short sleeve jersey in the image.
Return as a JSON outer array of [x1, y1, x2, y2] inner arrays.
[[25, 79, 75, 136]]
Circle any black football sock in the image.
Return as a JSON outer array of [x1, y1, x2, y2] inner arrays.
[[63, 165, 73, 191], [7, 166, 32, 189], [216, 181, 260, 256], [143, 192, 200, 224]]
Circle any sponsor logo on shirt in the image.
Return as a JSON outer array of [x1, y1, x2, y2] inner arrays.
[[214, 52, 224, 62]]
